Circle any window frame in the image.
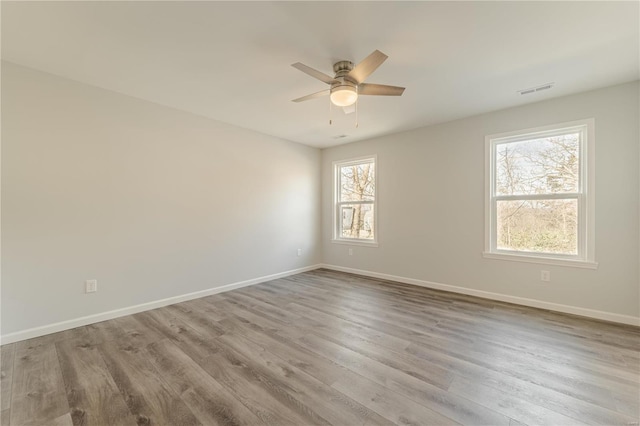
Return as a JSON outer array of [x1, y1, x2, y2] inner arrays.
[[483, 119, 597, 269], [332, 155, 378, 246]]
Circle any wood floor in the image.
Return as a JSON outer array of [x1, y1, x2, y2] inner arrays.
[[1, 269, 639, 425]]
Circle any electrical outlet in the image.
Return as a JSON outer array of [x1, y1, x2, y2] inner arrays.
[[348, 248, 353, 256], [297, 248, 302, 256], [541, 270, 550, 282], [85, 279, 98, 293]]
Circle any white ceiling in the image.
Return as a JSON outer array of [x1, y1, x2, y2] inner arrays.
[[2, 1, 638, 148]]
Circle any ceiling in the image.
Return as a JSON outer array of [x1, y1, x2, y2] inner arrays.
[[2, 2, 638, 148]]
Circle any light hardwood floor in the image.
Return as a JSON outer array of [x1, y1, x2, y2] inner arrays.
[[1, 269, 639, 425]]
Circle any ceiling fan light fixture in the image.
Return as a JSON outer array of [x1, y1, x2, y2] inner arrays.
[[330, 85, 357, 107], [292, 50, 405, 114]]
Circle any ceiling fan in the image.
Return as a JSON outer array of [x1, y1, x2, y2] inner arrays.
[[291, 50, 405, 112]]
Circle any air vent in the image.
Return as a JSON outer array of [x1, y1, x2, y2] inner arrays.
[[333, 134, 349, 139], [518, 82, 554, 95]]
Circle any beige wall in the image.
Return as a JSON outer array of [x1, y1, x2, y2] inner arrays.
[[1, 62, 322, 335], [322, 81, 639, 320]]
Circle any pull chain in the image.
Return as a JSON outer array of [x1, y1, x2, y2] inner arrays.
[[355, 86, 359, 128], [329, 97, 332, 125]]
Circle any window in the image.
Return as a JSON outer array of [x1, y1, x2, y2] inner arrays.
[[334, 156, 377, 245], [484, 119, 596, 268]]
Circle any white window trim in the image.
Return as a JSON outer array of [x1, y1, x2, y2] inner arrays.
[[483, 119, 597, 269], [332, 155, 379, 246]]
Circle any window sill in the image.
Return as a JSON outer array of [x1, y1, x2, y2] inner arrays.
[[332, 239, 379, 247], [482, 252, 598, 269]]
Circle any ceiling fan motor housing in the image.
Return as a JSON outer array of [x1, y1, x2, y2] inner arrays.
[[330, 60, 358, 106], [333, 60, 354, 75]]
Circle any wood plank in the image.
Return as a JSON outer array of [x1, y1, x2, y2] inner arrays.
[[174, 298, 228, 322], [233, 285, 293, 308], [612, 390, 640, 419], [405, 341, 638, 425], [0, 409, 9, 426], [40, 412, 73, 426], [145, 339, 262, 426], [448, 375, 588, 425], [55, 339, 136, 425], [10, 340, 70, 426], [439, 315, 634, 370], [217, 315, 347, 385], [194, 339, 332, 425], [133, 310, 221, 363], [232, 290, 424, 373], [84, 315, 166, 348], [217, 295, 306, 338], [216, 331, 395, 426], [305, 320, 455, 390], [225, 291, 298, 324], [163, 303, 227, 338], [282, 302, 456, 392], [296, 332, 511, 425], [287, 293, 478, 350], [395, 332, 622, 412], [1, 344, 15, 412], [285, 301, 413, 353], [98, 339, 201, 425], [332, 369, 460, 425], [469, 332, 640, 384]]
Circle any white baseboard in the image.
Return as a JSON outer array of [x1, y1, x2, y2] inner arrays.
[[4, 262, 637, 344], [320, 264, 640, 327], [0, 264, 323, 345]]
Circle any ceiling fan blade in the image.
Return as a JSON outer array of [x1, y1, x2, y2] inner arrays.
[[358, 83, 405, 96], [291, 62, 337, 85], [292, 89, 330, 103], [342, 104, 356, 114], [347, 50, 388, 84]]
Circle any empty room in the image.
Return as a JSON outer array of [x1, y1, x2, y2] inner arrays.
[[1, 1, 639, 425]]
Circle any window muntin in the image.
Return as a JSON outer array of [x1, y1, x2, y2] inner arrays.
[[486, 120, 595, 266], [334, 157, 377, 243]]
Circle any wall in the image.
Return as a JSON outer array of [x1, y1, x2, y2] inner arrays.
[[322, 81, 639, 322], [1, 62, 321, 337]]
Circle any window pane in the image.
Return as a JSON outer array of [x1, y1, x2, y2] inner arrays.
[[497, 199, 577, 255], [496, 133, 579, 196], [340, 203, 374, 240], [340, 162, 375, 202]]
